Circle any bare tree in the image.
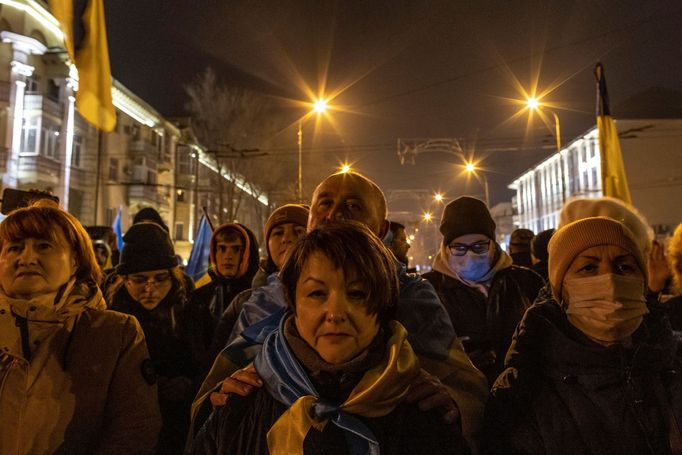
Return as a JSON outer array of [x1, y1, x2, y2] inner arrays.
[[185, 68, 293, 227]]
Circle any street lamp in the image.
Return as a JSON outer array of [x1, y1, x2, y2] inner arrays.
[[434, 192, 444, 203], [339, 163, 351, 174], [465, 162, 490, 207], [422, 211, 432, 222], [526, 97, 566, 201], [298, 98, 329, 201], [527, 97, 561, 153]]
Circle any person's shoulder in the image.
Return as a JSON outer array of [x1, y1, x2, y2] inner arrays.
[[501, 265, 545, 288]]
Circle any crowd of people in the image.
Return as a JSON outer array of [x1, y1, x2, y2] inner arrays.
[[0, 170, 680, 454]]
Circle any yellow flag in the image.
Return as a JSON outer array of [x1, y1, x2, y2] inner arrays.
[[49, 0, 116, 132], [595, 63, 631, 204]]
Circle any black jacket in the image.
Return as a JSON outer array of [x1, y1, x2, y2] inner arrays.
[[423, 266, 544, 384], [110, 284, 207, 455], [190, 387, 469, 455], [483, 294, 682, 455]]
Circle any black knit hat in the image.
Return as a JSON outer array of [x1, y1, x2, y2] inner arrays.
[[439, 196, 496, 245], [116, 222, 177, 275], [133, 207, 169, 232]]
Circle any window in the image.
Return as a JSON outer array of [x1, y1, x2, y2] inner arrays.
[[147, 170, 156, 185], [25, 76, 39, 93], [176, 190, 185, 202], [108, 158, 119, 181], [71, 135, 82, 168], [20, 117, 38, 155], [174, 222, 184, 240], [40, 121, 60, 159]]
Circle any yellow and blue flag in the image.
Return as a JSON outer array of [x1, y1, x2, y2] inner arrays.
[[186, 216, 213, 281], [49, 0, 116, 132], [595, 62, 632, 204]]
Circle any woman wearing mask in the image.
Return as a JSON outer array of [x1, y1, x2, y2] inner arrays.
[[191, 222, 469, 454], [484, 217, 682, 454], [423, 196, 544, 384], [0, 201, 160, 454], [108, 222, 208, 455]]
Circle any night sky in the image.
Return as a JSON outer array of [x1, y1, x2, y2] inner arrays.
[[105, 0, 682, 215]]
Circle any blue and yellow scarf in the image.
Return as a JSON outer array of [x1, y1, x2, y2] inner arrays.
[[254, 315, 420, 455]]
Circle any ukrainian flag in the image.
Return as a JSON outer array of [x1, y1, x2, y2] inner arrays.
[[595, 62, 632, 204], [49, 0, 116, 132]]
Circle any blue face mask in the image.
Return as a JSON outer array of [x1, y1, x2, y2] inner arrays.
[[448, 251, 492, 282]]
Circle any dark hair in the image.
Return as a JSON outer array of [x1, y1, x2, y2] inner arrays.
[[279, 220, 399, 324], [0, 200, 102, 286], [389, 221, 405, 234]]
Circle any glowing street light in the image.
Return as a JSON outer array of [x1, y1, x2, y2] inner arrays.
[[422, 211, 433, 222], [298, 97, 330, 201], [340, 163, 351, 174], [313, 98, 328, 114], [434, 192, 444, 202], [526, 97, 539, 110], [465, 162, 490, 207]]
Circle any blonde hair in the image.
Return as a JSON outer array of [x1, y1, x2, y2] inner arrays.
[[668, 223, 682, 293], [0, 200, 102, 286]]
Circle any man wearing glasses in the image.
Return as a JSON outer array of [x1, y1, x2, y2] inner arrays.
[[424, 196, 544, 385]]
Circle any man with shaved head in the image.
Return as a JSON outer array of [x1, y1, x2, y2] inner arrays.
[[189, 172, 487, 449]]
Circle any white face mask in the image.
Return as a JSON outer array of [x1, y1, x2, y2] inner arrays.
[[563, 273, 648, 343]]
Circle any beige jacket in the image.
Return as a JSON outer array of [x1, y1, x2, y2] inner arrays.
[[0, 281, 161, 455]]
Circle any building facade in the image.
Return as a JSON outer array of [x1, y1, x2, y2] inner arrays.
[[0, 0, 269, 260], [509, 118, 682, 235]]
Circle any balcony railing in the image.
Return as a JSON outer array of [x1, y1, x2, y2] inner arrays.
[[24, 93, 62, 118]]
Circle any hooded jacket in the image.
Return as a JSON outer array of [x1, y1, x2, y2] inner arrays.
[[191, 224, 259, 332], [483, 292, 682, 455], [423, 245, 544, 384], [0, 281, 161, 455]]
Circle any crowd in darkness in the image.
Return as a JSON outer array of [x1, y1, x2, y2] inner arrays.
[[0, 170, 680, 455]]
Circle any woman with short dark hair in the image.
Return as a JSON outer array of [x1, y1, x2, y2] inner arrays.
[[192, 221, 469, 454]]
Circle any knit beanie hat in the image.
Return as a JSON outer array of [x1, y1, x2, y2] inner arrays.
[[439, 196, 496, 245], [548, 217, 646, 300], [116, 222, 177, 275], [558, 197, 652, 255], [133, 207, 169, 232], [264, 204, 309, 253]]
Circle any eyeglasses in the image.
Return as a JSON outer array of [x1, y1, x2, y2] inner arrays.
[[447, 240, 491, 256], [127, 273, 171, 288]]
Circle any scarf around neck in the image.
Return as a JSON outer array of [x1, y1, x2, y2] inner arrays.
[[253, 314, 420, 455]]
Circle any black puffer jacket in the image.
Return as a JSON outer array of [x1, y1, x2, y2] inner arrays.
[[423, 266, 544, 384], [483, 294, 682, 455]]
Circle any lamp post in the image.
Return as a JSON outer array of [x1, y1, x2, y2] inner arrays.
[[297, 98, 329, 202], [526, 97, 566, 202], [465, 162, 490, 206]]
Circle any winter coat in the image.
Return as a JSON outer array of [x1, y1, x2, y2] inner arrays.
[[0, 281, 161, 455], [663, 294, 682, 332], [191, 387, 468, 455], [423, 265, 544, 384], [190, 317, 469, 455], [190, 224, 259, 350], [191, 261, 488, 448], [110, 282, 208, 455], [483, 294, 682, 455]]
